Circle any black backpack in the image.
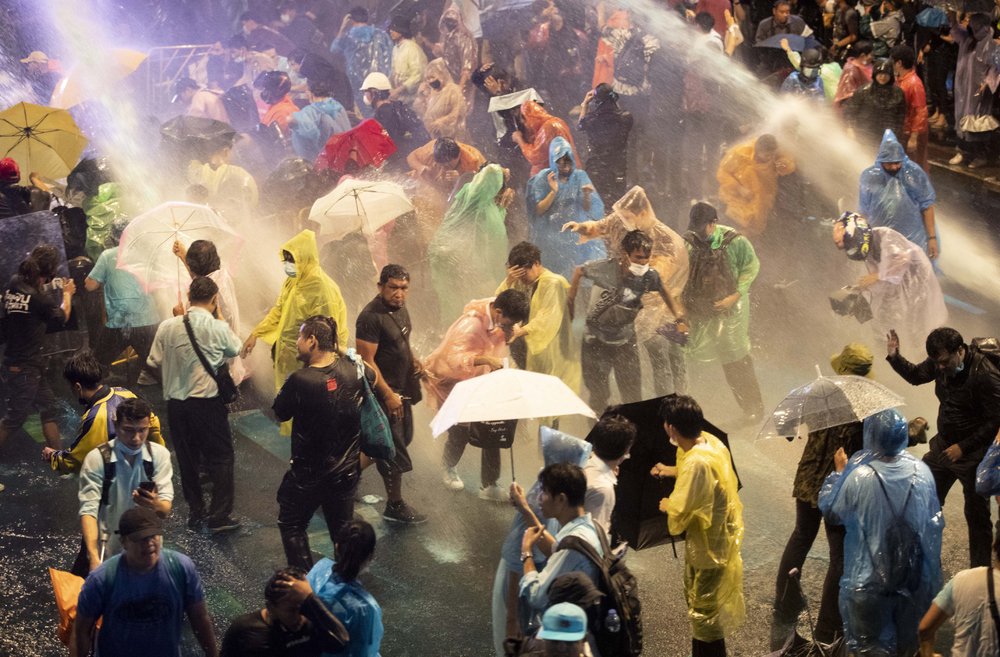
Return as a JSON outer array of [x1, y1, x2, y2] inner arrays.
[[682, 229, 740, 317], [866, 465, 923, 594], [558, 525, 643, 657]]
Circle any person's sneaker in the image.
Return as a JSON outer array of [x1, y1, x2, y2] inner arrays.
[[478, 484, 509, 503], [382, 501, 427, 524], [968, 157, 990, 169], [949, 152, 965, 165], [207, 517, 242, 534], [442, 467, 464, 491], [187, 516, 206, 534]]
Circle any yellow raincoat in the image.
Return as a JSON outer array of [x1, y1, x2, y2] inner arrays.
[[716, 140, 794, 236], [664, 432, 745, 642], [251, 230, 349, 432], [496, 268, 580, 393]]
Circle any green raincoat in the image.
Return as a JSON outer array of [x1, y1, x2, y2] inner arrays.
[[428, 164, 509, 322], [684, 225, 759, 364], [251, 230, 349, 433], [83, 183, 130, 261], [665, 432, 746, 642]]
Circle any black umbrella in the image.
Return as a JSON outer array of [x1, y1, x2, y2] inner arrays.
[[66, 157, 112, 200], [588, 395, 738, 550], [160, 115, 236, 160]]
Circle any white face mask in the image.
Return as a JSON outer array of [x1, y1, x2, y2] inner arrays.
[[628, 263, 650, 277], [668, 436, 679, 447], [284, 262, 297, 277], [280, 13, 292, 24], [115, 440, 145, 457], [362, 92, 373, 106]]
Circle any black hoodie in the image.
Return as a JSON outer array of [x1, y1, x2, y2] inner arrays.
[[844, 58, 906, 145]]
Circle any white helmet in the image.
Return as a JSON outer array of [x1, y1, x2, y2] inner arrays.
[[360, 72, 391, 92]]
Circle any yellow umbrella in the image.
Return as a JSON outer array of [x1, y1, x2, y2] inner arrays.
[[0, 102, 88, 184], [49, 48, 147, 110]]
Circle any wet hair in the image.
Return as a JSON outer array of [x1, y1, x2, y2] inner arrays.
[[890, 44, 915, 70], [63, 349, 105, 388], [188, 275, 219, 304], [659, 395, 704, 439], [264, 567, 308, 606], [925, 327, 964, 358], [538, 463, 587, 507], [378, 264, 410, 285], [755, 133, 778, 153], [851, 40, 873, 57], [301, 315, 339, 352], [308, 78, 333, 98], [185, 240, 221, 276], [773, 0, 791, 9], [433, 137, 461, 164], [367, 88, 391, 102], [621, 230, 653, 256], [694, 12, 715, 33], [18, 245, 58, 283], [115, 396, 152, 426], [493, 289, 530, 324], [589, 415, 636, 461], [507, 241, 542, 268], [239, 11, 260, 24], [349, 6, 369, 22], [334, 520, 376, 581], [688, 201, 719, 231], [31, 245, 60, 278]]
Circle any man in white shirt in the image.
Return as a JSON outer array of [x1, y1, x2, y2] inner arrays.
[[148, 276, 241, 534], [583, 415, 636, 535], [78, 397, 173, 573]]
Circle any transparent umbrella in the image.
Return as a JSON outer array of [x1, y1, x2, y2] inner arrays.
[[758, 369, 906, 439], [308, 178, 413, 240]]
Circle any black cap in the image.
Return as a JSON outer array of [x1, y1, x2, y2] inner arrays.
[[116, 507, 163, 541]]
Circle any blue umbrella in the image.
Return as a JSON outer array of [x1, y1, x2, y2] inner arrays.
[[755, 33, 821, 52]]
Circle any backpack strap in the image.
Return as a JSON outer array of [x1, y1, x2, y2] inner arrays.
[[718, 229, 741, 249]]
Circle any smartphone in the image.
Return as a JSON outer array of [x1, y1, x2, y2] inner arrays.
[[138, 481, 156, 493]]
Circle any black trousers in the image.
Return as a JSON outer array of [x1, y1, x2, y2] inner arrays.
[[692, 638, 726, 657], [582, 338, 641, 414], [277, 467, 358, 571], [166, 396, 234, 524], [721, 355, 764, 416], [924, 436, 993, 568], [774, 499, 845, 643], [442, 424, 501, 487]]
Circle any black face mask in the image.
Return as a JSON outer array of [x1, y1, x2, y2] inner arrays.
[[443, 19, 459, 31], [429, 80, 442, 90]]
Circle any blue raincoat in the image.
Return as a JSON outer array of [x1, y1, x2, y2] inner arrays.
[[331, 25, 393, 118], [858, 130, 936, 252], [308, 557, 384, 657], [291, 98, 352, 161], [491, 427, 592, 657], [975, 441, 1000, 495], [779, 71, 825, 100], [526, 137, 606, 277], [818, 409, 943, 657]]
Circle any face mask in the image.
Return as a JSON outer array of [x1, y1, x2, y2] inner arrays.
[[362, 93, 373, 106], [115, 440, 145, 457], [443, 19, 459, 31], [802, 67, 818, 80], [280, 13, 292, 24], [284, 262, 297, 277], [668, 436, 679, 447], [954, 360, 965, 375], [629, 263, 650, 277], [429, 80, 442, 90]]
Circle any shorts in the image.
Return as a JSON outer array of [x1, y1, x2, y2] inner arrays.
[[1, 362, 59, 430]]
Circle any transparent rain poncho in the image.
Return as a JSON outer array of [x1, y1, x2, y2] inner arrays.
[[663, 432, 746, 642], [525, 136, 606, 277], [975, 440, 1000, 496], [83, 182, 130, 261], [863, 227, 947, 348], [818, 409, 943, 657], [858, 130, 936, 252], [428, 164, 509, 322], [251, 229, 349, 433]]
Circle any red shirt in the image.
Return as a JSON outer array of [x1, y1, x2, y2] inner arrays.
[[896, 69, 929, 135]]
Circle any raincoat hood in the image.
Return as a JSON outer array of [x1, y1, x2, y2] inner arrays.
[[281, 229, 321, 276], [439, 6, 466, 35], [875, 129, 906, 164], [521, 100, 553, 134], [423, 58, 455, 88], [862, 408, 908, 456], [540, 426, 592, 467], [872, 59, 895, 86], [612, 185, 655, 230], [547, 136, 576, 174]]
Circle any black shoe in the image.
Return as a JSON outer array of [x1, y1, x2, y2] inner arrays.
[[187, 515, 206, 534], [207, 517, 242, 534], [382, 501, 427, 524]]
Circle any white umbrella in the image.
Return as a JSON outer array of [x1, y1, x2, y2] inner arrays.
[[117, 202, 242, 294], [430, 367, 597, 438], [308, 178, 413, 240]]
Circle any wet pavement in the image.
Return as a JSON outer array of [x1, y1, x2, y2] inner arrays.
[[3, 173, 1000, 656]]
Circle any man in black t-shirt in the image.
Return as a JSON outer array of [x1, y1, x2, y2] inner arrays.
[[568, 230, 687, 413], [1, 246, 76, 454], [273, 316, 376, 569], [221, 567, 349, 657], [356, 264, 426, 524]]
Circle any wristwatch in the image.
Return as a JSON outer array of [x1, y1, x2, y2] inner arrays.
[[520, 551, 533, 563]]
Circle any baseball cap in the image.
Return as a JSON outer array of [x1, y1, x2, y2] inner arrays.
[[537, 602, 587, 642], [20, 51, 49, 65], [116, 507, 164, 542]]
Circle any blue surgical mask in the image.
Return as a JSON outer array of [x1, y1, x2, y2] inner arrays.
[[284, 262, 297, 277], [115, 440, 144, 457], [954, 361, 965, 375]]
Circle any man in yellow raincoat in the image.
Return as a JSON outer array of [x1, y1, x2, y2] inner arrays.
[[656, 395, 745, 657], [716, 134, 794, 236], [242, 230, 349, 434], [496, 241, 580, 393]]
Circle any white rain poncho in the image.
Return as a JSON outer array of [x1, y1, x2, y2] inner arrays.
[[818, 409, 944, 657]]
